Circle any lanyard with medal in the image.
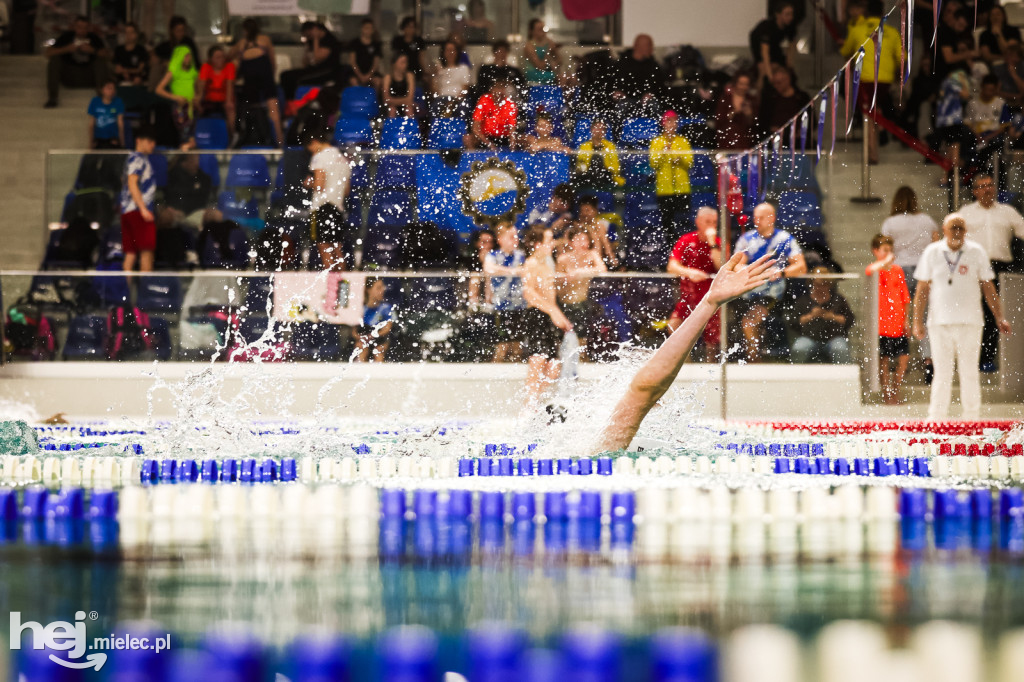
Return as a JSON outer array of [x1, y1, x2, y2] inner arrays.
[[944, 250, 963, 286]]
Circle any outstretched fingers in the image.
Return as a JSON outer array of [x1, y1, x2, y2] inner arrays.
[[745, 255, 778, 277], [722, 251, 745, 272]]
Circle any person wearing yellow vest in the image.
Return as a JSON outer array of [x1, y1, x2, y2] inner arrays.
[[649, 110, 694, 236], [840, 0, 904, 163]]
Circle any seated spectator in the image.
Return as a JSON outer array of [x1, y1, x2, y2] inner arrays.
[[926, 68, 975, 168], [432, 39, 472, 115], [391, 17, 428, 83], [523, 19, 560, 86], [527, 183, 574, 238], [994, 44, 1024, 105], [87, 78, 125, 149], [466, 79, 519, 150], [353, 277, 393, 362], [460, 0, 495, 43], [934, 4, 977, 82], [650, 110, 694, 236], [715, 71, 758, 150], [114, 23, 148, 85], [574, 119, 625, 192], [476, 40, 527, 101], [464, 227, 496, 308], [197, 45, 236, 134], [526, 111, 570, 153], [165, 154, 213, 221], [979, 4, 1020, 64], [734, 202, 808, 363], [791, 267, 855, 364], [153, 16, 200, 82], [153, 206, 199, 269], [749, 0, 796, 84], [44, 15, 109, 108], [575, 195, 619, 269], [231, 17, 284, 147], [349, 18, 382, 89], [382, 53, 416, 118], [667, 206, 722, 361], [758, 64, 810, 140], [966, 73, 1013, 166], [557, 224, 607, 351], [281, 21, 344, 102], [197, 216, 249, 269], [155, 45, 199, 150], [613, 33, 667, 109]]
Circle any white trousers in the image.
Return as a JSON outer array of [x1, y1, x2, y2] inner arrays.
[[928, 323, 983, 420]]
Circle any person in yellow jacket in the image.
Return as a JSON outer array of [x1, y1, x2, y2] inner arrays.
[[574, 119, 626, 191], [649, 110, 693, 235], [840, 0, 904, 163]]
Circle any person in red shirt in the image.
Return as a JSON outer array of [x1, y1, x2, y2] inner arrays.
[[866, 233, 911, 404], [466, 79, 519, 149], [666, 206, 722, 361], [197, 45, 236, 135]]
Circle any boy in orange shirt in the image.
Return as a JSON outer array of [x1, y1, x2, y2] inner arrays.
[[866, 234, 911, 404]]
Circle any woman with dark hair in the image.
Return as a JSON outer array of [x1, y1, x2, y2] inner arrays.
[[431, 39, 472, 115], [231, 17, 283, 146], [382, 53, 415, 117], [715, 72, 758, 149], [881, 186, 940, 294], [524, 19, 560, 85], [349, 17, 382, 89], [980, 4, 1022, 64]]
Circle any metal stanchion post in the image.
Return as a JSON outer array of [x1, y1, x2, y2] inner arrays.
[[850, 114, 882, 204], [717, 154, 731, 421], [951, 143, 961, 211]]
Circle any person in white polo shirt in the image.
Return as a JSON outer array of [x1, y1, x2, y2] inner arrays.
[[957, 174, 1024, 371], [912, 214, 1012, 419]]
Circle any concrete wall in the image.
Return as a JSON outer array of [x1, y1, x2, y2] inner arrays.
[[622, 0, 764, 48]]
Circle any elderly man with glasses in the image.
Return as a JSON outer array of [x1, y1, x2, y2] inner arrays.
[[958, 174, 1024, 371]]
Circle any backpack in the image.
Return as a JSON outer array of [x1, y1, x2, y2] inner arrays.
[[62, 189, 116, 232], [4, 303, 56, 361], [105, 306, 153, 360]]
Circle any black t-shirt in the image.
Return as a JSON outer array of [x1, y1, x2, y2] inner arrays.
[[934, 22, 965, 79], [350, 38, 382, 75], [615, 48, 667, 100], [391, 35, 427, 76], [749, 18, 786, 65], [53, 30, 106, 65], [759, 82, 812, 138], [310, 29, 342, 67], [113, 44, 150, 80], [153, 37, 200, 66], [794, 292, 854, 343], [477, 64, 526, 94], [980, 25, 1023, 57]]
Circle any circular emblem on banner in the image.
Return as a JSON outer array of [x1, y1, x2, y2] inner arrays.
[[458, 158, 530, 226]]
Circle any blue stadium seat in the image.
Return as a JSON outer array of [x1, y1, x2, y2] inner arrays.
[[689, 192, 717, 221], [403, 277, 457, 313], [243, 277, 273, 314], [572, 116, 592, 148], [93, 263, 130, 306], [136, 276, 183, 313], [427, 118, 467, 150], [199, 154, 221, 187], [217, 191, 260, 222], [225, 154, 271, 187], [238, 316, 283, 346], [624, 227, 671, 272], [340, 86, 379, 119], [362, 223, 403, 270], [381, 117, 421, 150], [624, 277, 677, 320], [275, 147, 311, 188], [619, 118, 659, 147], [334, 117, 374, 146], [195, 118, 230, 150], [528, 85, 564, 115], [364, 190, 411, 265], [148, 316, 173, 360], [149, 153, 169, 188], [350, 159, 370, 190], [290, 322, 342, 361], [62, 316, 107, 360], [777, 190, 823, 229], [689, 153, 716, 190], [767, 153, 819, 193], [623, 192, 660, 228], [592, 190, 616, 213]]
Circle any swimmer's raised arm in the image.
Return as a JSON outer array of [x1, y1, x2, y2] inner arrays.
[[593, 253, 778, 453]]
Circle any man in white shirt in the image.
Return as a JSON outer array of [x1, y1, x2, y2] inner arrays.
[[303, 127, 352, 271], [957, 174, 1024, 370], [912, 214, 1012, 419]]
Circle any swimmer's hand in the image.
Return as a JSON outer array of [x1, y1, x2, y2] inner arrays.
[[706, 253, 779, 306]]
